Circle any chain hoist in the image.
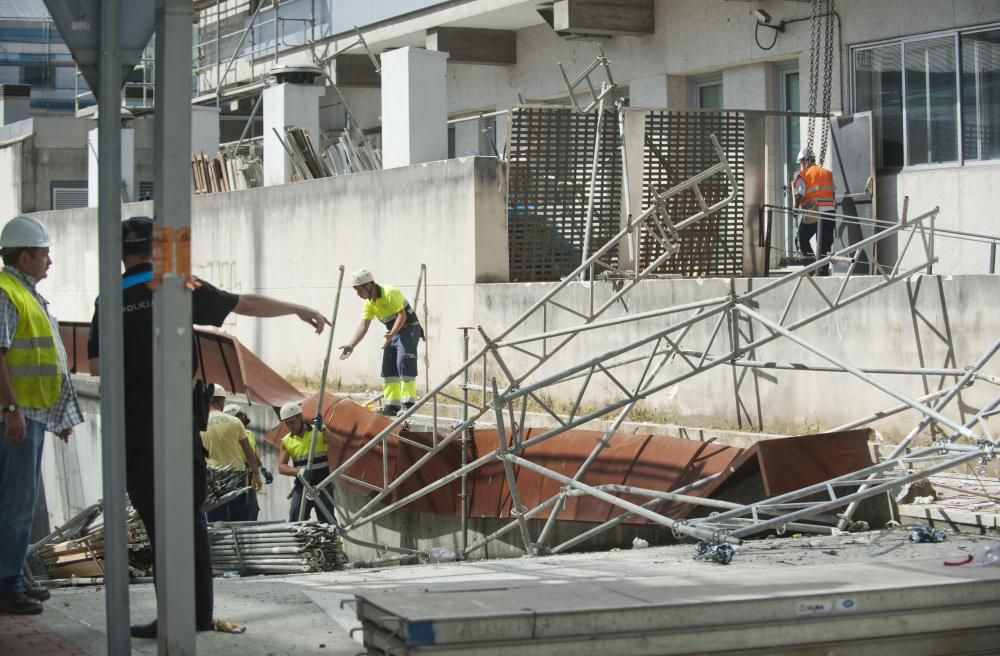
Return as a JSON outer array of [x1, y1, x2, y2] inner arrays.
[[806, 0, 836, 162]]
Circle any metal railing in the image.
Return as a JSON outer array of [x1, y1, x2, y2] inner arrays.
[[193, 0, 318, 102]]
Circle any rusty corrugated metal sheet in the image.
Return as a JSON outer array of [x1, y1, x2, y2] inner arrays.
[[278, 393, 745, 525], [58, 321, 304, 408]]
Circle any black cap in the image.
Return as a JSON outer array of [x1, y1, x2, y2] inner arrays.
[[122, 216, 153, 257]]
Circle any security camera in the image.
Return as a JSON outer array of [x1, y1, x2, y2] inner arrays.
[[753, 9, 784, 31]]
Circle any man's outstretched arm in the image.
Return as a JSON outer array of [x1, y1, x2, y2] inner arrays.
[[234, 294, 330, 333]]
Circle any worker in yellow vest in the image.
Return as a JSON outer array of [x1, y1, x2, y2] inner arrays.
[[339, 269, 423, 416], [276, 401, 336, 523], [0, 215, 82, 615], [224, 403, 273, 521], [793, 147, 837, 276], [201, 385, 260, 522]]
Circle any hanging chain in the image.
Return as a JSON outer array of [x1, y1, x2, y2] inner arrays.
[[805, 0, 822, 152], [818, 0, 836, 163]]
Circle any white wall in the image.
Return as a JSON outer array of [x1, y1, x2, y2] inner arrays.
[[0, 139, 22, 217], [35, 157, 508, 388]]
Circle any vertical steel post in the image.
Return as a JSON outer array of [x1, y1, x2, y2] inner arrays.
[[990, 242, 996, 274], [460, 327, 471, 552], [214, 0, 221, 108], [97, 1, 129, 652], [298, 266, 344, 521], [153, 0, 196, 651]]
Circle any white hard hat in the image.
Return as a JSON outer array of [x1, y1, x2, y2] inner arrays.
[[797, 147, 815, 162], [211, 384, 228, 398], [350, 268, 374, 287], [223, 404, 241, 416], [279, 401, 303, 421], [0, 215, 50, 248]]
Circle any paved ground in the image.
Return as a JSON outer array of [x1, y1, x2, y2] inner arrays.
[[12, 526, 1000, 655]]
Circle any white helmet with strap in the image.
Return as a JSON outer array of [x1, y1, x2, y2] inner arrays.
[[797, 147, 816, 163]]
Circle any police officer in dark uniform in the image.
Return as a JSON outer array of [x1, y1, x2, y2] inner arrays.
[[87, 216, 327, 638]]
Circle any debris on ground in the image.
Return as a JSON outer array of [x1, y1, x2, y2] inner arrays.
[[208, 521, 347, 575], [32, 502, 151, 580]]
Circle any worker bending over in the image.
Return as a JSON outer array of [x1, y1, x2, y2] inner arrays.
[[201, 385, 260, 522], [224, 404, 272, 521], [792, 146, 837, 276], [276, 401, 336, 523], [339, 269, 423, 416]]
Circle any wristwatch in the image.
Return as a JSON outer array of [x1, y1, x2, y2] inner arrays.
[[3, 404, 17, 413]]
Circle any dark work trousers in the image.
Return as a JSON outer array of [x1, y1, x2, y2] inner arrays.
[[247, 489, 260, 522], [796, 211, 836, 260], [125, 400, 213, 628], [206, 488, 251, 523], [287, 476, 336, 523]]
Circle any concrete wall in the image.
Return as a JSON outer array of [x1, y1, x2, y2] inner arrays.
[[36, 156, 508, 386], [471, 275, 1000, 439]]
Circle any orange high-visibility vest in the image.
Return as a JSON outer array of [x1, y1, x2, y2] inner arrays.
[[795, 165, 836, 209]]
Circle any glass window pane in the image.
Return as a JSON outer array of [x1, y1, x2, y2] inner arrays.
[[698, 83, 723, 109], [962, 29, 1000, 161], [904, 36, 958, 165], [854, 43, 903, 168]]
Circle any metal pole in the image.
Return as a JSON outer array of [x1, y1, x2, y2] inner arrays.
[[580, 88, 607, 278], [232, 89, 264, 155], [153, 0, 196, 651], [298, 266, 345, 521], [96, 1, 129, 651], [459, 327, 471, 552], [991, 242, 996, 274], [214, 0, 221, 108]]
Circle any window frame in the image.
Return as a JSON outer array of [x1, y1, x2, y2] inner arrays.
[[850, 21, 1000, 171], [689, 75, 723, 110]]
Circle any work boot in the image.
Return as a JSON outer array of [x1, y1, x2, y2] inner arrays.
[[20, 577, 51, 602], [0, 591, 43, 615], [131, 619, 215, 638], [376, 405, 400, 417]]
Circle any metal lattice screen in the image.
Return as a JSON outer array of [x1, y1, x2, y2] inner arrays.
[[642, 111, 745, 277], [507, 106, 622, 282], [506, 106, 746, 281]]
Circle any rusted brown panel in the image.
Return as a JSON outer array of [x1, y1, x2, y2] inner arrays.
[[752, 429, 874, 496], [463, 428, 742, 525], [277, 394, 463, 513], [59, 321, 304, 408]]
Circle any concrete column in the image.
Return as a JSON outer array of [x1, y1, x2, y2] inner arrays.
[[263, 81, 324, 185], [87, 126, 135, 207], [191, 105, 220, 156], [629, 74, 686, 109], [381, 47, 449, 169]]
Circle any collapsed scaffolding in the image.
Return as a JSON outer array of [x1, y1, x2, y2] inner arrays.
[[288, 50, 999, 562]]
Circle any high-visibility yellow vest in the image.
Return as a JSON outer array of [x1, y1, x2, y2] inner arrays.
[[795, 165, 836, 209], [0, 272, 61, 408], [282, 427, 329, 470]]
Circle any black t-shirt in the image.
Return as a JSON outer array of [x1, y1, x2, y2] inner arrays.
[[87, 263, 239, 396]]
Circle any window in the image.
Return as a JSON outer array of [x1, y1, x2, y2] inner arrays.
[[963, 28, 1000, 161], [852, 24, 1000, 168], [904, 36, 958, 165], [691, 76, 723, 110]]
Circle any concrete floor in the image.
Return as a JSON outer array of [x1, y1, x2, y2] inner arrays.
[[26, 527, 1000, 655]]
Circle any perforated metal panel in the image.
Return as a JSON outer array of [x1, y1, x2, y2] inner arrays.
[[506, 106, 621, 282], [506, 106, 745, 281], [642, 111, 745, 276]]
